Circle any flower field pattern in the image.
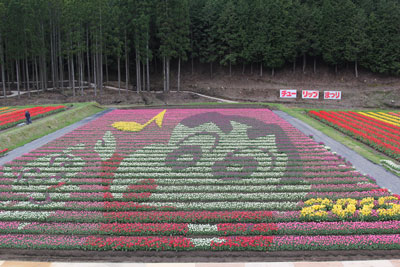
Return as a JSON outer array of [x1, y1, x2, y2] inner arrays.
[[309, 110, 400, 160], [1, 108, 400, 253], [0, 105, 66, 130]]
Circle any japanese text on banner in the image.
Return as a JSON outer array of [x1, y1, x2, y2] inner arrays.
[[324, 91, 342, 100], [280, 90, 297, 98], [302, 90, 319, 99]]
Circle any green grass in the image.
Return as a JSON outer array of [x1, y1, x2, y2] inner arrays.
[[276, 105, 397, 164], [0, 102, 104, 151]]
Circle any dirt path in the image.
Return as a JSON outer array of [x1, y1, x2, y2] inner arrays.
[[104, 84, 239, 103]]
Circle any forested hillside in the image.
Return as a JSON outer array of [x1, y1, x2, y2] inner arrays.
[[0, 0, 399, 99]]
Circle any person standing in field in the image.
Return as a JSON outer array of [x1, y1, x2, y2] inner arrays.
[[25, 110, 31, 124]]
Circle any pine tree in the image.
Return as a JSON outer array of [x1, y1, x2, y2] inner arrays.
[[364, 0, 400, 74], [217, 0, 241, 77]]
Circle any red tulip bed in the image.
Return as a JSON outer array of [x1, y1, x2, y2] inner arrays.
[[0, 105, 66, 130], [0, 108, 400, 254], [309, 110, 400, 161]]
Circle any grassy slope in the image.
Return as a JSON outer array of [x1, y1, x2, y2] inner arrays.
[[0, 102, 104, 151]]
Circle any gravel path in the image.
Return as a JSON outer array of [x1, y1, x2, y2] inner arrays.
[[0, 108, 113, 166], [274, 110, 400, 194]]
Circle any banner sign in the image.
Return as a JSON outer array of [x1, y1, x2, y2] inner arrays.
[[302, 90, 319, 99], [280, 89, 297, 98], [324, 91, 342, 100]]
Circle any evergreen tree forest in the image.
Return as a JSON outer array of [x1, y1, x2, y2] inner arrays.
[[0, 0, 399, 99]]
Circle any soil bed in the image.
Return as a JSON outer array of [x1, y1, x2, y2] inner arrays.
[[2, 67, 400, 109], [0, 248, 399, 262]]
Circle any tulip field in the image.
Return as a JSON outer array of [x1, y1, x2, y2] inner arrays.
[[308, 110, 400, 161], [0, 108, 400, 253], [0, 105, 66, 130]]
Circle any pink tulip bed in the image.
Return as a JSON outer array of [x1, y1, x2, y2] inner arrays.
[[0, 108, 400, 253]]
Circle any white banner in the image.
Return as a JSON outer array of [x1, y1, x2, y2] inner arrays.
[[280, 89, 297, 98], [302, 90, 319, 99], [324, 91, 342, 100]]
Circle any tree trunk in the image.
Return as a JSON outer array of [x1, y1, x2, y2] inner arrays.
[[191, 55, 194, 75], [16, 60, 20, 99], [22, 58, 26, 91], [58, 24, 63, 91], [302, 54, 306, 73], [154, 56, 157, 74], [105, 54, 109, 83], [25, 55, 30, 98], [7, 62, 10, 92], [313, 57, 316, 74], [260, 63, 263, 77], [94, 37, 98, 93], [271, 67, 275, 77], [146, 43, 150, 91], [142, 61, 145, 92], [117, 56, 121, 96], [250, 63, 253, 75], [78, 54, 82, 95], [71, 51, 75, 97], [210, 62, 213, 79], [242, 63, 245, 75], [136, 48, 140, 93], [166, 58, 170, 92], [40, 53, 46, 92], [80, 53, 84, 95], [54, 22, 59, 89], [67, 53, 71, 90], [86, 28, 91, 85], [50, 20, 55, 90], [355, 60, 358, 78], [99, 5, 103, 93], [229, 61, 232, 77], [41, 22, 47, 91], [293, 60, 296, 72], [177, 57, 181, 92], [99, 49, 104, 93], [35, 57, 39, 95], [335, 64, 337, 74], [163, 56, 166, 92], [125, 30, 129, 93], [0, 33, 5, 102], [93, 50, 97, 96]]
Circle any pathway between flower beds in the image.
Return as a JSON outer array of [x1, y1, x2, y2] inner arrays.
[[1, 107, 400, 256], [274, 110, 400, 195]]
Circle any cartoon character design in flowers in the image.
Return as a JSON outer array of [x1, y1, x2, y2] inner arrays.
[[112, 112, 301, 208], [1, 144, 86, 206]]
